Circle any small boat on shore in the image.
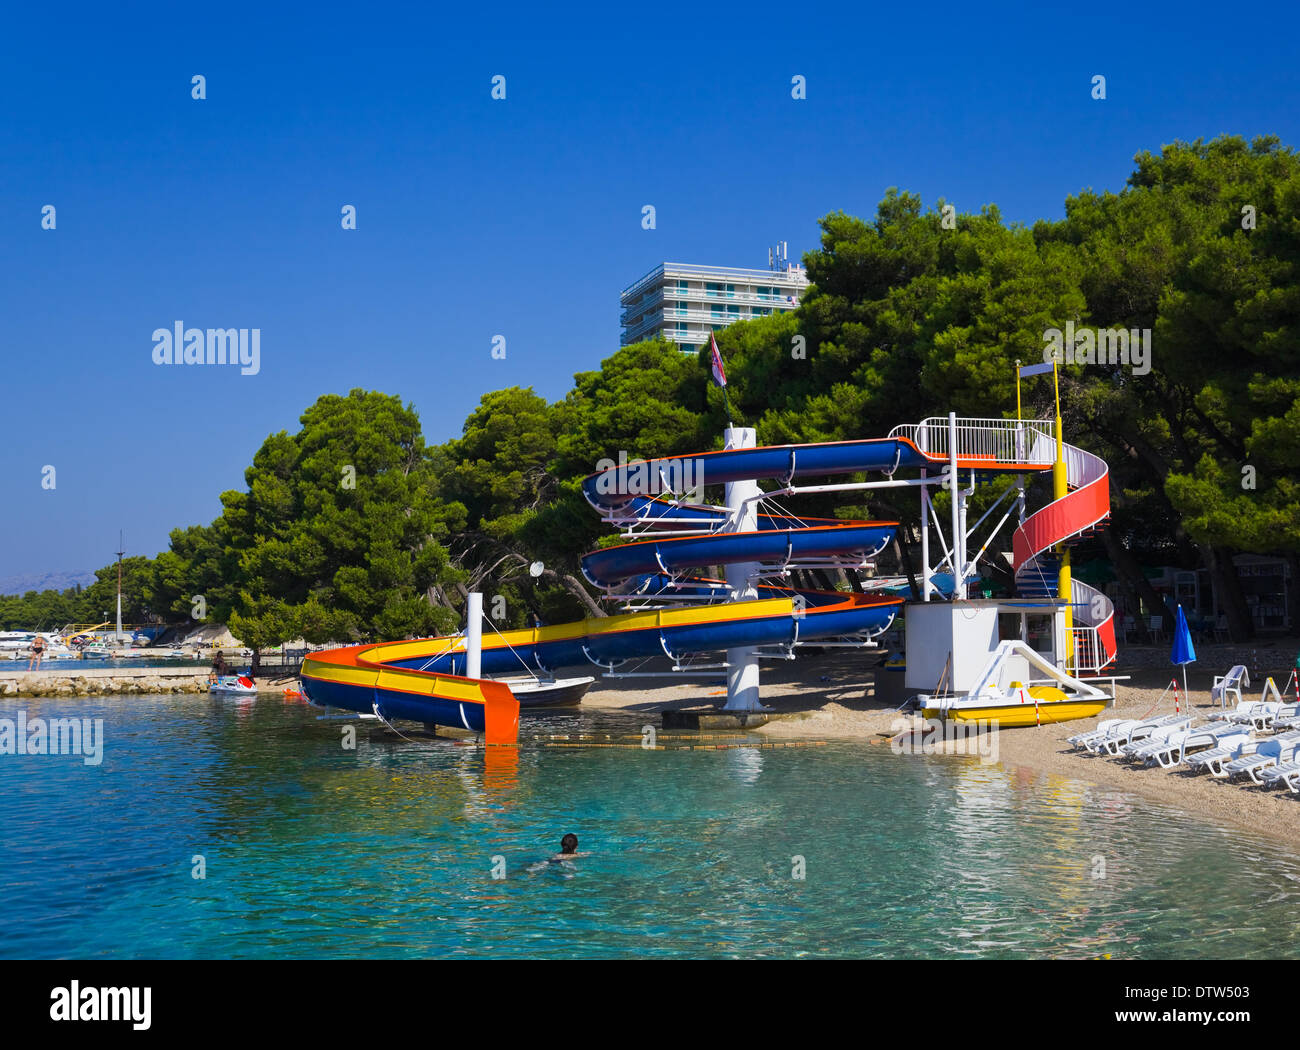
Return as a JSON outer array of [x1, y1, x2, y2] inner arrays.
[[496, 675, 595, 708]]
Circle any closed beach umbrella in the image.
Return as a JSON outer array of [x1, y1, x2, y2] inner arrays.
[[1170, 604, 1197, 701]]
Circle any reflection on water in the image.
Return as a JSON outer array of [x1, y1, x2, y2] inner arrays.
[[1, 693, 1299, 959]]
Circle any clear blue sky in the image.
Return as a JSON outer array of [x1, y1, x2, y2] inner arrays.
[[2, 1, 1297, 581]]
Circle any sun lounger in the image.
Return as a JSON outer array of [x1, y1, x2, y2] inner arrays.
[[1099, 715, 1190, 756], [1069, 718, 1133, 751], [1185, 734, 1260, 777], [1118, 719, 1197, 760], [1127, 722, 1246, 769], [1224, 733, 1300, 784], [1259, 759, 1300, 792], [1226, 701, 1286, 732]]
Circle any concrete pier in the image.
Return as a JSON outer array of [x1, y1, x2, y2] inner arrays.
[[0, 665, 219, 698]]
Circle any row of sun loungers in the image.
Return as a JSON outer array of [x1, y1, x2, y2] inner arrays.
[[1067, 697, 1300, 794]]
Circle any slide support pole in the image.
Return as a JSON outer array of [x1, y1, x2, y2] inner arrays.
[[920, 469, 931, 601], [467, 592, 483, 680], [723, 426, 763, 711], [948, 412, 964, 600]]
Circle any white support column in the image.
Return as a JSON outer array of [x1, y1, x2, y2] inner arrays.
[[959, 469, 971, 591], [466, 592, 483, 680], [722, 426, 762, 711], [948, 412, 965, 600], [920, 469, 931, 602]]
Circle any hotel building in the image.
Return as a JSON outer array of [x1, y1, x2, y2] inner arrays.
[[619, 258, 809, 353]]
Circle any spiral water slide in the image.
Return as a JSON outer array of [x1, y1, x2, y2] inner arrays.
[[1011, 436, 1117, 672], [300, 434, 1052, 743]]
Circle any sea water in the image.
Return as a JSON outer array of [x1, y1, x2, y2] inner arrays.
[[1, 693, 1298, 959]]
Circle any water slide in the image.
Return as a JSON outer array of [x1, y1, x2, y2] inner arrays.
[[301, 433, 1054, 743], [1011, 436, 1117, 671]]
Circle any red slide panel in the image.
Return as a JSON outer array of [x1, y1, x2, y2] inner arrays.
[[1013, 473, 1110, 570]]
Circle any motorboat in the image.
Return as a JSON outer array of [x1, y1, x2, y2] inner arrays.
[[210, 674, 258, 695]]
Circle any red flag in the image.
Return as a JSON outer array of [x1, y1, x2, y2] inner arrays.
[[709, 333, 727, 388]]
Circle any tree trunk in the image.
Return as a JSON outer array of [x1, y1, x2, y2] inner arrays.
[[1100, 528, 1164, 641], [554, 572, 606, 618], [893, 535, 920, 601], [1285, 553, 1299, 636], [1204, 545, 1254, 643]]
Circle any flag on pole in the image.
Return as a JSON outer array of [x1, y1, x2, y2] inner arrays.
[[709, 332, 727, 388], [708, 332, 733, 423]]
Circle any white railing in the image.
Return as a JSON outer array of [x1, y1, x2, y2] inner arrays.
[[620, 261, 808, 301], [1069, 626, 1110, 674], [1069, 577, 1115, 674], [623, 310, 666, 341], [623, 288, 803, 326], [887, 417, 1056, 466], [1064, 442, 1106, 490]]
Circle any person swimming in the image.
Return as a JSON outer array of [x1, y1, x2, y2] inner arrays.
[[526, 833, 589, 872], [550, 832, 592, 862]]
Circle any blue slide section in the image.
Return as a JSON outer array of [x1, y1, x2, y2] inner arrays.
[[581, 523, 897, 588]]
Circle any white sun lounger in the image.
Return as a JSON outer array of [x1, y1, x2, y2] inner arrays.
[[1069, 718, 1134, 751], [1100, 715, 1191, 756], [1127, 723, 1247, 769], [1226, 701, 1287, 732], [1119, 719, 1198, 760], [1259, 758, 1300, 792], [1233, 734, 1300, 785], [1185, 734, 1260, 777]]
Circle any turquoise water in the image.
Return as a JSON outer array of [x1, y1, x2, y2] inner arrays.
[[2, 693, 1299, 959]]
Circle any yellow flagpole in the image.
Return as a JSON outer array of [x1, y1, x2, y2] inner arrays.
[[1053, 358, 1074, 666]]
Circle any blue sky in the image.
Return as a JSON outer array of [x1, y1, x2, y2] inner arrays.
[[2, 1, 1297, 582]]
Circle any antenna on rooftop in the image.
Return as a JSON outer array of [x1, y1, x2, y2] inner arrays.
[[769, 241, 789, 271]]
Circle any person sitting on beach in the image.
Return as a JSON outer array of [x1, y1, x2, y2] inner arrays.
[[27, 634, 46, 671]]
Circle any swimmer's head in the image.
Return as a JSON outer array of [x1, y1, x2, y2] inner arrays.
[[560, 833, 578, 855]]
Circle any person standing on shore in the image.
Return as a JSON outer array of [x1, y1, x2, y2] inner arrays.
[[210, 650, 228, 684], [27, 634, 46, 671]]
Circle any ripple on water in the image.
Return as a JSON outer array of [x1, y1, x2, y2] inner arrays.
[[0, 694, 1298, 958]]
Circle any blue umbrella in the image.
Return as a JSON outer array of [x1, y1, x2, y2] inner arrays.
[[1171, 604, 1197, 703]]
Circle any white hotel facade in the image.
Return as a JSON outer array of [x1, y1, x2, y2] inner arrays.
[[619, 260, 810, 353]]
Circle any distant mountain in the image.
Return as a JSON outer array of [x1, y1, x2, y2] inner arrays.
[[0, 569, 97, 596]]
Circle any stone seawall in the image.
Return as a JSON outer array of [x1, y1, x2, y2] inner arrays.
[[0, 667, 216, 698]]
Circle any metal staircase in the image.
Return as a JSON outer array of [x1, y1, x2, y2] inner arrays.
[[1012, 437, 1117, 673]]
